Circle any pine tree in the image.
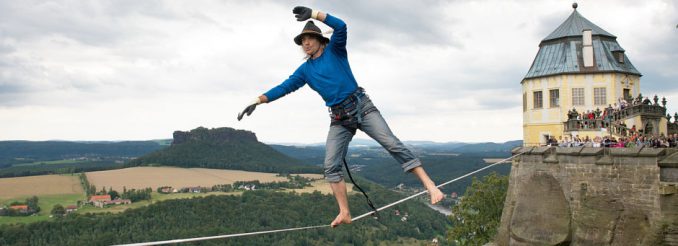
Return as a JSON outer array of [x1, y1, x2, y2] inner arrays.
[[447, 172, 508, 245]]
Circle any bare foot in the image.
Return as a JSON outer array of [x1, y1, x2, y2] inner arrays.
[[428, 187, 444, 204], [330, 211, 352, 228]]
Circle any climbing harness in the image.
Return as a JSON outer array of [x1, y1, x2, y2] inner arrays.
[[113, 152, 524, 246], [328, 87, 378, 133]]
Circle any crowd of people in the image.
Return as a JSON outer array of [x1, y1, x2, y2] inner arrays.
[[567, 94, 667, 123], [546, 133, 678, 148], [563, 94, 678, 138], [534, 93, 678, 148]]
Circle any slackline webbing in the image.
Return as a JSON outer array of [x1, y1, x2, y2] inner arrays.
[[113, 152, 523, 246]]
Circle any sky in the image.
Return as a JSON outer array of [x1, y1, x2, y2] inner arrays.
[[0, 0, 676, 144]]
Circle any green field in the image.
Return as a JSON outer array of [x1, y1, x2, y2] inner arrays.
[[0, 193, 85, 225], [0, 191, 247, 225], [65, 191, 243, 215], [12, 159, 88, 167]]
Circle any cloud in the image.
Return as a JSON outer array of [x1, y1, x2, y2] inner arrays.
[[309, 0, 462, 49], [0, 0, 675, 143]]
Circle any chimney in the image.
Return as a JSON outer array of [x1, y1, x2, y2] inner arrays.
[[582, 29, 594, 67]]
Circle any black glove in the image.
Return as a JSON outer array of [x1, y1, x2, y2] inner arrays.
[[293, 6, 313, 21], [237, 98, 261, 121], [237, 104, 256, 121]]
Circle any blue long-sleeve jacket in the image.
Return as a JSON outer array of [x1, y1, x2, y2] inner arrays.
[[263, 14, 359, 107]]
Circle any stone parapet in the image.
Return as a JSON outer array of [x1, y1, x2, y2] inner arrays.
[[498, 147, 678, 245]]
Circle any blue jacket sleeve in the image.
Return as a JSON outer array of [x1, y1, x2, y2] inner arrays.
[[324, 14, 347, 56], [263, 64, 306, 103]]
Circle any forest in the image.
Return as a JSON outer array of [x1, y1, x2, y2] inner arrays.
[[0, 180, 451, 246]]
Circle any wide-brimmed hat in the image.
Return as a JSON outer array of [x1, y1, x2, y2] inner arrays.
[[294, 21, 330, 46]]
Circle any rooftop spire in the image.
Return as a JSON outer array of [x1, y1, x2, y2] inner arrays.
[[541, 4, 616, 42]]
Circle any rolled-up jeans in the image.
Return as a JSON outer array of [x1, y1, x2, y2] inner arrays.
[[324, 95, 422, 183]]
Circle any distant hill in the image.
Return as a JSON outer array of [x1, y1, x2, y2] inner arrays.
[[0, 140, 166, 178], [450, 140, 523, 153], [269, 144, 326, 165], [0, 141, 164, 167], [128, 127, 320, 173]]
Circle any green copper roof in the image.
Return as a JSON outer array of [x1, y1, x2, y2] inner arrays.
[[523, 7, 641, 80], [543, 10, 615, 42]]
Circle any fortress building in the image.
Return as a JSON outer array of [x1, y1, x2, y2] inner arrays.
[[521, 3, 674, 145], [498, 4, 678, 245]]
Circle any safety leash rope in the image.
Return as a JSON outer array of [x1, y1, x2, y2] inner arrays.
[[342, 157, 380, 219], [113, 152, 523, 246]]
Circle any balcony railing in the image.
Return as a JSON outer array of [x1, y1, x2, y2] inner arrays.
[[564, 119, 610, 132], [564, 120, 634, 136], [609, 104, 666, 121]]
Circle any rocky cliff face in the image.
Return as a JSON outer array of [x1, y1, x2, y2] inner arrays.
[[496, 147, 678, 245], [172, 127, 258, 145]]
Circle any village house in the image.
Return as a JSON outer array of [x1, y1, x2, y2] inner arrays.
[[9, 205, 29, 213], [185, 187, 203, 193], [237, 184, 256, 191], [160, 187, 172, 193], [104, 198, 131, 206], [65, 205, 78, 214], [89, 195, 112, 208]]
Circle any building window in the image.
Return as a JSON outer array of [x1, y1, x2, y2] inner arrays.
[[549, 89, 560, 108], [523, 93, 527, 112], [594, 87, 606, 105], [613, 51, 625, 63], [572, 88, 585, 106], [533, 91, 543, 109]]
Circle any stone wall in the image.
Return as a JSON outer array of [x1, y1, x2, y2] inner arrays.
[[496, 147, 678, 245]]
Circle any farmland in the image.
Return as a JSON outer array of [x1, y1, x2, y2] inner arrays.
[[85, 166, 324, 191], [0, 174, 83, 199], [0, 167, 343, 225]]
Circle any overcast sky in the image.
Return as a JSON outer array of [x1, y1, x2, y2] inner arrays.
[[0, 0, 676, 144]]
